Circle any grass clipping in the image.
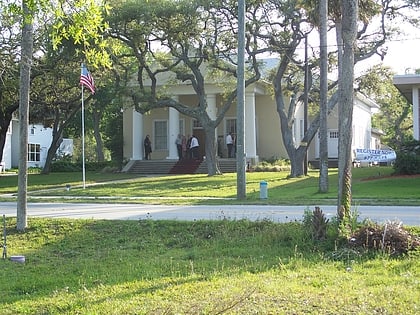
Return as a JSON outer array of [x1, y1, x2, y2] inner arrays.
[[350, 221, 420, 256]]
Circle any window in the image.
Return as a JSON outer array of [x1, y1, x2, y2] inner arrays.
[[179, 119, 185, 136], [28, 143, 40, 162], [329, 131, 339, 139], [226, 118, 237, 135], [193, 119, 202, 128], [154, 120, 167, 150]]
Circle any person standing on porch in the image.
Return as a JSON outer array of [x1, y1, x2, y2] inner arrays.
[[226, 132, 234, 158], [144, 135, 152, 160], [181, 135, 187, 159], [190, 135, 200, 160], [187, 134, 192, 159], [233, 133, 237, 158], [176, 134, 183, 160]]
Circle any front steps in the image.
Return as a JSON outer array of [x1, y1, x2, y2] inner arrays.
[[124, 159, 238, 175]]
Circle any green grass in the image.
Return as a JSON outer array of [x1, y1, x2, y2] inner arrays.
[[1, 218, 419, 314], [1, 168, 420, 313], [1, 166, 419, 205]]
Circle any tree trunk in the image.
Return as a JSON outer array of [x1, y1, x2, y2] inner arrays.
[[276, 91, 339, 179], [318, 0, 329, 192], [203, 125, 221, 176], [289, 147, 307, 177], [41, 104, 80, 174], [41, 132, 63, 175], [92, 109, 105, 162], [277, 96, 311, 177], [17, 0, 34, 232], [337, 0, 358, 223]]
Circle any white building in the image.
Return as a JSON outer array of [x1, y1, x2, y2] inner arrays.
[[122, 78, 379, 167], [1, 118, 73, 171]]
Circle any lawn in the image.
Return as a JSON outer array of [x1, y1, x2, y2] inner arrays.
[[1, 167, 420, 314], [1, 218, 419, 314], [1, 166, 419, 205]]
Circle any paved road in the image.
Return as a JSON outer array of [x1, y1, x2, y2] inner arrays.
[[0, 202, 419, 226]]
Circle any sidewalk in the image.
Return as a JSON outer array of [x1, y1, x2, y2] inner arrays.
[[1, 202, 419, 226]]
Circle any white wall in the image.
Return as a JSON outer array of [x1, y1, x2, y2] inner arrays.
[[28, 125, 53, 168], [352, 98, 373, 150], [4, 121, 73, 170], [313, 94, 376, 160], [1, 125, 12, 170]]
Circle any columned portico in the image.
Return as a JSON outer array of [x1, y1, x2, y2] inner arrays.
[[393, 74, 420, 141], [245, 92, 258, 161]]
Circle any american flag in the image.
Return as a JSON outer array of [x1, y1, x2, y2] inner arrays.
[[80, 64, 95, 94]]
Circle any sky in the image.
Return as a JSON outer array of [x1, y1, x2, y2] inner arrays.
[[356, 21, 420, 75], [378, 36, 420, 74]]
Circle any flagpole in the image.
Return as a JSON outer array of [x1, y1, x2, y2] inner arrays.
[[81, 65, 86, 189], [80, 62, 94, 190]]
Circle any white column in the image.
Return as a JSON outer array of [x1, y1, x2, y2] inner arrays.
[[245, 92, 257, 160], [206, 94, 217, 120], [167, 97, 180, 159], [207, 94, 218, 158], [132, 108, 143, 160], [413, 86, 419, 140]]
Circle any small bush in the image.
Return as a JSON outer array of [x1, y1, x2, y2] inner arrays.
[[254, 158, 290, 172], [101, 166, 121, 173], [393, 139, 420, 175], [50, 161, 81, 172], [303, 207, 329, 241], [28, 167, 42, 174], [51, 161, 117, 172]]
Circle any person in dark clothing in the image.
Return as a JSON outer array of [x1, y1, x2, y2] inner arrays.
[[176, 134, 183, 160], [186, 134, 192, 159], [144, 135, 152, 160]]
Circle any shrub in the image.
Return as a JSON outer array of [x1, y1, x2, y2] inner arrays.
[[28, 167, 42, 174], [51, 161, 117, 172], [254, 158, 291, 172], [393, 139, 420, 175], [303, 207, 329, 241], [101, 166, 121, 173], [50, 161, 80, 172]]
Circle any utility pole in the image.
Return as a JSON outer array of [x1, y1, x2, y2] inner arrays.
[[319, 0, 329, 192], [303, 34, 309, 176], [236, 0, 246, 199], [17, 1, 34, 231]]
